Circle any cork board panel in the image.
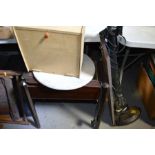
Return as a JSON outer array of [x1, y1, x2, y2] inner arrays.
[[13, 27, 84, 77]]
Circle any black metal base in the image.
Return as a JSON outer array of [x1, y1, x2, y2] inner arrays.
[[115, 106, 141, 126]]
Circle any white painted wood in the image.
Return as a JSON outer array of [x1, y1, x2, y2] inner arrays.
[[33, 54, 95, 90]]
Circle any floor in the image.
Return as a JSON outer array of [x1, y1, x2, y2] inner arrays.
[[2, 61, 155, 129]]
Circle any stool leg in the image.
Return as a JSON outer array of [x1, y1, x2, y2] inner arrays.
[[21, 80, 40, 128]]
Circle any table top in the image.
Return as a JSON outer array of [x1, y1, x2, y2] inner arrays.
[[118, 26, 155, 49], [33, 54, 95, 90]]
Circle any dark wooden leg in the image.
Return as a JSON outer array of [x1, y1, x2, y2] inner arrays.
[[12, 76, 27, 121], [91, 82, 108, 129], [21, 79, 40, 128]]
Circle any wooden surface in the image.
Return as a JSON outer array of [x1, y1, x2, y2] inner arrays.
[[137, 65, 155, 119], [14, 26, 84, 34], [24, 73, 101, 102], [13, 26, 85, 77]]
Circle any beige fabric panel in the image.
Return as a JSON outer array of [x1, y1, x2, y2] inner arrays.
[[13, 27, 84, 77]]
